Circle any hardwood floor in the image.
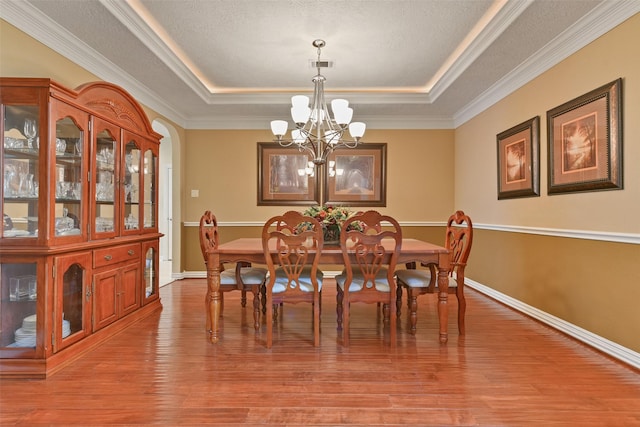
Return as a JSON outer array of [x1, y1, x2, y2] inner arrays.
[[1, 278, 639, 426]]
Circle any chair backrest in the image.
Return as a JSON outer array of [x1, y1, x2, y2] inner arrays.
[[445, 210, 473, 275], [199, 210, 219, 264], [340, 210, 402, 293], [262, 210, 324, 294]]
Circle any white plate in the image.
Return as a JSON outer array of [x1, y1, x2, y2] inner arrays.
[[58, 228, 81, 236], [3, 229, 31, 237]]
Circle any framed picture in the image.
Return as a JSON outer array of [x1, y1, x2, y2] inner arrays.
[[257, 143, 320, 206], [496, 116, 540, 200], [547, 78, 623, 195], [324, 143, 387, 206]]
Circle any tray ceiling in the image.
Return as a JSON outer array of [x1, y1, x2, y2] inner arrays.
[[2, 0, 637, 129]]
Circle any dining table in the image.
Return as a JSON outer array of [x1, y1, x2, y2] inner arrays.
[[203, 237, 451, 344]]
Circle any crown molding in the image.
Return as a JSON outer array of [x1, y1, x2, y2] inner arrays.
[[453, 0, 640, 127], [429, 0, 534, 102], [99, 0, 212, 101], [0, 0, 188, 127]]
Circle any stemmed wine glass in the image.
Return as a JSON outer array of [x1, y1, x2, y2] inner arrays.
[[23, 118, 37, 150]]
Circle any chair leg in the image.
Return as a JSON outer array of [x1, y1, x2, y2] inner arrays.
[[266, 291, 273, 348], [456, 285, 466, 335], [409, 290, 418, 335], [252, 288, 260, 332], [343, 299, 350, 347], [313, 293, 320, 347], [241, 289, 247, 308], [382, 303, 390, 326], [395, 286, 403, 319], [389, 298, 397, 345], [336, 287, 344, 331], [261, 284, 267, 315]]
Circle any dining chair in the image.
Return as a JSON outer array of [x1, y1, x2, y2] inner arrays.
[[335, 210, 402, 346], [261, 210, 324, 348], [199, 210, 267, 332], [395, 210, 473, 334]]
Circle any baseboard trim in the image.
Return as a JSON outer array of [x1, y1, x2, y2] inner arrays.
[[465, 278, 640, 371]]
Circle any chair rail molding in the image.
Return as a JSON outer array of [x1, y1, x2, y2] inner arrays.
[[184, 221, 640, 245], [476, 223, 640, 245]]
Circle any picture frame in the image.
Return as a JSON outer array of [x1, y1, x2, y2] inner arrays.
[[257, 143, 320, 206], [324, 143, 387, 206], [547, 78, 623, 195], [496, 116, 540, 200]]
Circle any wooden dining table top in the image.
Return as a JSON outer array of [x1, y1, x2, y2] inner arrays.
[[214, 237, 450, 266]]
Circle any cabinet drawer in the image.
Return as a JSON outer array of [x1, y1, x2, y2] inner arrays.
[[94, 243, 140, 268]]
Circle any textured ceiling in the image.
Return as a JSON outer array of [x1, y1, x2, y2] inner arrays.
[[2, 0, 638, 129]]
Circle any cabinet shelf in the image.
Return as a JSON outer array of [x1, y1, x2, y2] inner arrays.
[[4, 196, 38, 202], [3, 147, 39, 158]]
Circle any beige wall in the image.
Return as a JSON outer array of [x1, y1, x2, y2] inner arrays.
[[0, 21, 98, 91], [183, 129, 455, 223], [455, 14, 640, 233], [455, 14, 640, 352]]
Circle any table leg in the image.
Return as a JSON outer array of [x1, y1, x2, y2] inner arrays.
[[206, 252, 222, 343], [437, 265, 449, 343]]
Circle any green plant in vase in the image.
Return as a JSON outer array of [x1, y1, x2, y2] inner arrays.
[[298, 205, 362, 245]]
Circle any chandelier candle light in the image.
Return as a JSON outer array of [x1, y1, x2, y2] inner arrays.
[[270, 39, 366, 168]]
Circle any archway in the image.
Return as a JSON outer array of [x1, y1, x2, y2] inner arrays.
[[152, 119, 181, 286]]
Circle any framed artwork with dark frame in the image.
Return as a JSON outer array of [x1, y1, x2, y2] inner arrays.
[[257, 143, 320, 206], [324, 143, 387, 206], [496, 116, 540, 200], [547, 78, 623, 195]]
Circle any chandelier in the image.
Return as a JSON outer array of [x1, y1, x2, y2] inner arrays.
[[270, 39, 366, 166]]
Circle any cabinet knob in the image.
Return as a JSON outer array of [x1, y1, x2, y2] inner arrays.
[[104, 255, 112, 261], [128, 249, 135, 256]]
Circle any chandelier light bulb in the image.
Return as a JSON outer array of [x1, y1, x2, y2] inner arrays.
[[270, 120, 288, 138], [291, 95, 309, 108], [291, 106, 311, 125], [325, 130, 341, 146], [334, 107, 353, 126], [292, 129, 306, 145], [349, 122, 366, 139]]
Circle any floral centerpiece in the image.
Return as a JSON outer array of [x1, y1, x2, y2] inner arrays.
[[298, 205, 362, 245]]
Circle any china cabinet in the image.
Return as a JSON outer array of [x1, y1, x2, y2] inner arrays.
[[0, 78, 162, 378]]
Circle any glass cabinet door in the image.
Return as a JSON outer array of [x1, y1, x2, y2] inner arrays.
[[0, 260, 39, 353], [142, 241, 159, 303], [122, 134, 141, 234], [53, 252, 91, 352], [52, 101, 87, 240], [2, 105, 41, 240], [92, 118, 119, 238], [142, 147, 157, 230]]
